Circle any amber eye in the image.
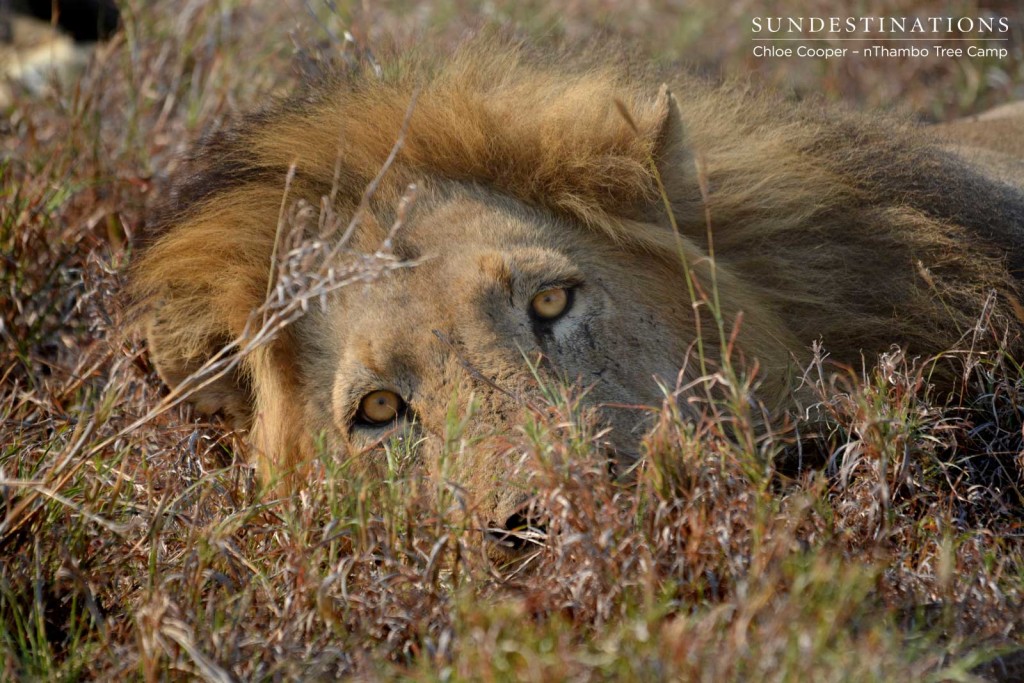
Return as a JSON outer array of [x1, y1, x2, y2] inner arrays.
[[357, 390, 402, 425], [531, 287, 569, 320]]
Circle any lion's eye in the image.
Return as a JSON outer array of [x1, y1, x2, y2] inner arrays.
[[356, 390, 403, 425], [531, 287, 570, 320]]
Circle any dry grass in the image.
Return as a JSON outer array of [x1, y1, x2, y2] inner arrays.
[[3, 1, 1024, 680]]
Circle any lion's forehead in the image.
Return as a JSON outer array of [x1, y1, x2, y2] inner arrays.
[[335, 243, 571, 349], [338, 192, 587, 324], [365, 186, 578, 253]]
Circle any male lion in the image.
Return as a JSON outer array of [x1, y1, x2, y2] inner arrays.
[[130, 43, 1024, 548]]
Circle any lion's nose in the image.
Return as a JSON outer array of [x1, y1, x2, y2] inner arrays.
[[487, 505, 547, 553]]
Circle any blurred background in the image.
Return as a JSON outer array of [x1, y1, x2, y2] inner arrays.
[[329, 0, 1024, 119], [2, 0, 1023, 120]]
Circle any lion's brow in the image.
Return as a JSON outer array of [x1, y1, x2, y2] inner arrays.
[[476, 252, 514, 291]]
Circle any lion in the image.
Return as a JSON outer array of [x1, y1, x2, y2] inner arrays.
[[129, 42, 1024, 553]]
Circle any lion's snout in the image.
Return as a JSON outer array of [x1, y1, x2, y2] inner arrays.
[[484, 494, 548, 556]]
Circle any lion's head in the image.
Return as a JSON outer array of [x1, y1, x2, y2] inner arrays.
[[131, 42, 1024, 556]]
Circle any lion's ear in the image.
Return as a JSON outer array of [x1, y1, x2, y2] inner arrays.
[[627, 85, 699, 227], [653, 85, 686, 165], [651, 85, 695, 207]]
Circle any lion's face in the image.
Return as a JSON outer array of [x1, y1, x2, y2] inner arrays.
[[301, 186, 692, 549]]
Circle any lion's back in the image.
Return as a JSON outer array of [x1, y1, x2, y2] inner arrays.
[[935, 102, 1024, 192]]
